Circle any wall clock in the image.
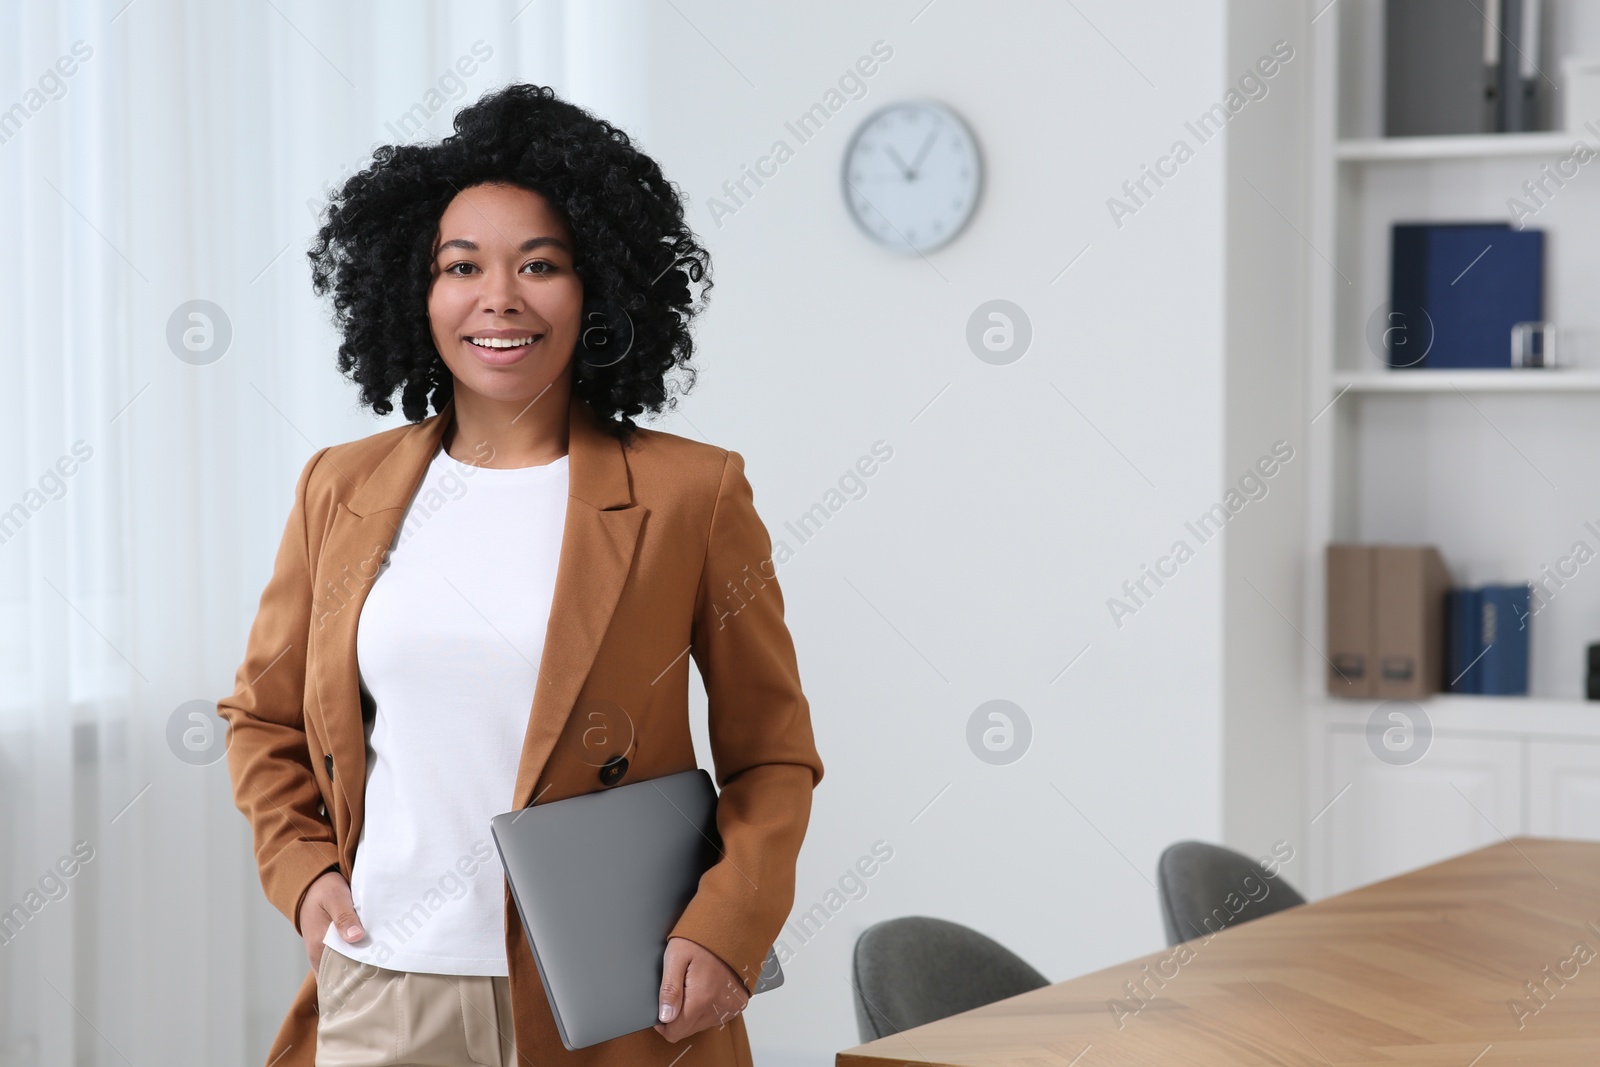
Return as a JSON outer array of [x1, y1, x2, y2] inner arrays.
[[841, 99, 982, 254]]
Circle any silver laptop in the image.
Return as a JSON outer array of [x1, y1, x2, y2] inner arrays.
[[490, 768, 784, 1050]]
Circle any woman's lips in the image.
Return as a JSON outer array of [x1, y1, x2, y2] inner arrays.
[[465, 335, 542, 366]]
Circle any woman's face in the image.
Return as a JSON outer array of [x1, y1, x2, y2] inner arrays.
[[427, 182, 583, 409]]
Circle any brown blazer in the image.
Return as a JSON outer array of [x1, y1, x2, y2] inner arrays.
[[216, 390, 823, 1066]]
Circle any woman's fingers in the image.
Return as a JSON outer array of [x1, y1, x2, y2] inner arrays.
[[309, 870, 364, 942], [654, 937, 749, 1042], [317, 871, 364, 942], [656, 938, 690, 1026], [302, 872, 364, 970]]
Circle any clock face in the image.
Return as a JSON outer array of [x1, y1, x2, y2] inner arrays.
[[842, 100, 981, 254]]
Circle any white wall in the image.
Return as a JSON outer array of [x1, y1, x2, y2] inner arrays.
[[621, 2, 1310, 1062], [1221, 5, 1311, 860]]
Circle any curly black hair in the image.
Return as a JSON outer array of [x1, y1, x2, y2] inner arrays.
[[306, 83, 712, 440]]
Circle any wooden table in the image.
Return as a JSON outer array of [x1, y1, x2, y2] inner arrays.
[[837, 838, 1600, 1066]]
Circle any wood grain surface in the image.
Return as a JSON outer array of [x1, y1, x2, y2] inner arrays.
[[836, 838, 1600, 1066]]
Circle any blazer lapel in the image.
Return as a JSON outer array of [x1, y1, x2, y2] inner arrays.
[[510, 394, 643, 809], [311, 390, 643, 865]]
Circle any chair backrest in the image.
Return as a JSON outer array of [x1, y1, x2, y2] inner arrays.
[[1156, 840, 1306, 946], [850, 916, 1049, 1041]]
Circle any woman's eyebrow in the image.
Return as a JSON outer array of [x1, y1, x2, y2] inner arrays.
[[435, 236, 570, 255]]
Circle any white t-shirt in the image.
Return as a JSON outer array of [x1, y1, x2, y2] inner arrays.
[[322, 444, 568, 975]]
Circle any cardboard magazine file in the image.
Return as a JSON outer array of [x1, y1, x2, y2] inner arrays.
[[1326, 544, 1376, 697], [1373, 545, 1450, 700], [1326, 544, 1449, 699]]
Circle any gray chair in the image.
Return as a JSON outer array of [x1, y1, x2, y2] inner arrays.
[[1156, 840, 1306, 946], [850, 916, 1049, 1041]]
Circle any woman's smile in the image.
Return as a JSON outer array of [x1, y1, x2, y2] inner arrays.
[[464, 330, 544, 366]]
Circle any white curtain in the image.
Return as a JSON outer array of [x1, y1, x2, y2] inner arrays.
[[0, 2, 647, 1062]]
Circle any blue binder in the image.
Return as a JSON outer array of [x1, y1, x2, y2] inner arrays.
[[1388, 223, 1543, 369], [1447, 588, 1482, 693], [1477, 584, 1531, 696], [1446, 583, 1531, 695]]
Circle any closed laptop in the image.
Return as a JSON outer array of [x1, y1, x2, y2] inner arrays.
[[490, 768, 783, 1050]]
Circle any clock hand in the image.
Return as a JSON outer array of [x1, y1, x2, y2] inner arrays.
[[906, 130, 938, 179], [883, 144, 914, 181]]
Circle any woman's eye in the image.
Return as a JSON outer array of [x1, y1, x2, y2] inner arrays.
[[443, 261, 555, 276]]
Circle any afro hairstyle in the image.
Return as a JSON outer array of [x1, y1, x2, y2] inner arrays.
[[306, 82, 712, 441]]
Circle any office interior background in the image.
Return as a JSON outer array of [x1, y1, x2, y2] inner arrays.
[[4, 1, 1600, 1064]]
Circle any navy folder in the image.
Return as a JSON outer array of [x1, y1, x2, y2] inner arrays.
[[1388, 223, 1543, 369], [1478, 584, 1531, 696], [1445, 583, 1531, 695], [1447, 588, 1482, 693]]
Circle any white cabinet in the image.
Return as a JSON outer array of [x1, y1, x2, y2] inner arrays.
[[1308, 699, 1600, 898], [1314, 726, 1522, 897], [1529, 739, 1600, 840]]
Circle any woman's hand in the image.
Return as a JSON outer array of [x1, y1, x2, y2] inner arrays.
[[299, 868, 366, 970], [654, 936, 751, 1042]]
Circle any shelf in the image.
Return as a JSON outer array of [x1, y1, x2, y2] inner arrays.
[[1333, 370, 1600, 393], [1336, 131, 1581, 162], [1315, 694, 1600, 741]]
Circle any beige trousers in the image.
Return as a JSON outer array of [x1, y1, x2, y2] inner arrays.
[[314, 946, 517, 1067]]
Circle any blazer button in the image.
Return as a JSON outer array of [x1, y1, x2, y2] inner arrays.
[[599, 755, 629, 787], [325, 754, 334, 782]]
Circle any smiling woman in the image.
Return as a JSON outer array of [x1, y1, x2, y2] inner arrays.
[[218, 81, 823, 1067]]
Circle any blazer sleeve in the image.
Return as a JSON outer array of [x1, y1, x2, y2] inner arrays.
[[668, 449, 825, 991], [215, 446, 342, 936]]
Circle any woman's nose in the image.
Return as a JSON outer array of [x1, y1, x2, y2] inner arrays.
[[480, 269, 522, 313]]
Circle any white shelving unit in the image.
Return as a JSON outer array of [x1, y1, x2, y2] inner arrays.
[[1303, 2, 1600, 898], [1332, 369, 1600, 392], [1335, 130, 1581, 161]]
